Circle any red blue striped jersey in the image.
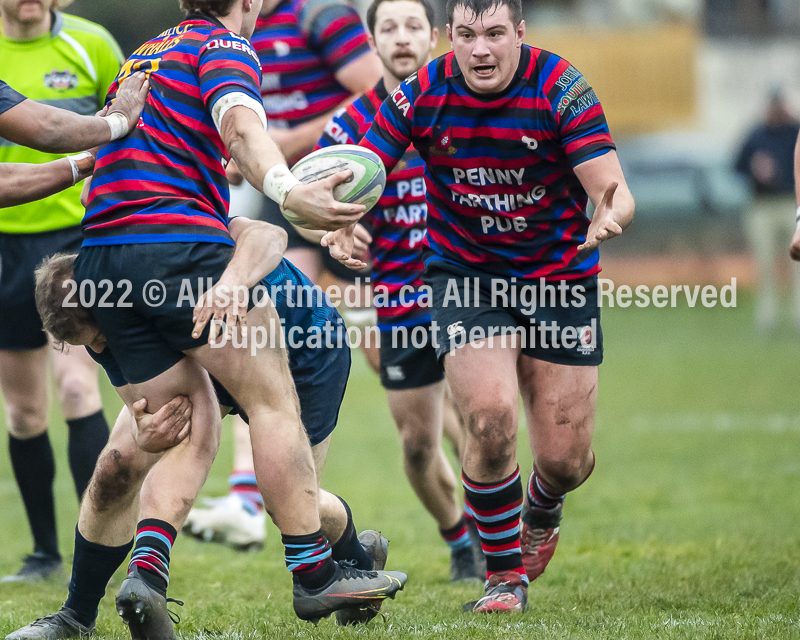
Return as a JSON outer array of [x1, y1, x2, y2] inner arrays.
[[361, 46, 616, 280], [82, 14, 262, 247], [318, 79, 429, 330], [252, 0, 371, 129]]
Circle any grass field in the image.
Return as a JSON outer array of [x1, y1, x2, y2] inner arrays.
[[0, 294, 799, 639]]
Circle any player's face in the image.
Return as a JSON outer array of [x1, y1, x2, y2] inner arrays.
[[67, 326, 107, 354], [447, 4, 525, 94], [371, 1, 438, 83], [1, 0, 53, 24]]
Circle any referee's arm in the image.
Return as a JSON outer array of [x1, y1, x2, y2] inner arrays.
[[0, 72, 149, 154]]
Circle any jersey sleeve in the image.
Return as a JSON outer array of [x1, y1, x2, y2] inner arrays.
[[360, 77, 417, 174], [301, 0, 372, 73], [316, 106, 360, 150], [0, 80, 26, 116], [198, 31, 263, 115], [545, 59, 615, 167], [86, 346, 128, 388]]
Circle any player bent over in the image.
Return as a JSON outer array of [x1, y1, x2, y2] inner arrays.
[[38, 0, 403, 633], [318, 0, 484, 582], [356, 0, 635, 612]]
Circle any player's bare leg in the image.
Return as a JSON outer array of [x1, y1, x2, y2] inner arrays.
[[517, 358, 597, 583], [441, 382, 465, 462], [444, 341, 528, 612]]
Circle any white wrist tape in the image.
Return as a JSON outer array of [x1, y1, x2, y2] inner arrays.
[[262, 164, 301, 206], [212, 92, 268, 132], [66, 152, 92, 185], [105, 112, 129, 141], [796, 206, 800, 231]]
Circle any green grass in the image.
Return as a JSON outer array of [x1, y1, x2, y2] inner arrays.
[[1, 295, 800, 639]]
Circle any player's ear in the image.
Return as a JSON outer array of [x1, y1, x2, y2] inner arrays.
[[430, 26, 439, 50], [367, 32, 376, 50], [446, 24, 453, 49], [516, 19, 525, 46]]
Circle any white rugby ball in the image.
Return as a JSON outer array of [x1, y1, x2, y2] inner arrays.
[[281, 144, 386, 228]]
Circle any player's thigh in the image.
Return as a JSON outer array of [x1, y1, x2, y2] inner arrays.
[[386, 381, 446, 442], [0, 346, 50, 434], [311, 434, 332, 478], [518, 356, 597, 464]]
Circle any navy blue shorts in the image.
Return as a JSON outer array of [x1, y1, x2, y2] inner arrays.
[[73, 242, 235, 384], [423, 268, 603, 366], [0, 226, 83, 350], [379, 323, 444, 390]]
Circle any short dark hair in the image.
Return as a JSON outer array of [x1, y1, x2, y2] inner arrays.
[[34, 253, 98, 350], [179, 0, 238, 17], [446, 0, 522, 28], [366, 0, 436, 35]]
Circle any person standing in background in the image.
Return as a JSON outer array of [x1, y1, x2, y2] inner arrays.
[[735, 91, 800, 333]]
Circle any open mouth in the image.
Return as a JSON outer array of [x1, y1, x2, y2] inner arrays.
[[473, 65, 495, 77], [393, 52, 415, 61]]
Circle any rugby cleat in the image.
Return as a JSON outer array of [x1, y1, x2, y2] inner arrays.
[[466, 517, 488, 578], [0, 554, 62, 584], [293, 562, 406, 624], [450, 545, 482, 583], [465, 571, 527, 613], [520, 502, 562, 582], [335, 530, 389, 626], [115, 569, 181, 640], [4, 607, 93, 640], [182, 494, 266, 551]]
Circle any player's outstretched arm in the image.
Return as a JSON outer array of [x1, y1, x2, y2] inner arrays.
[[0, 151, 94, 208], [220, 106, 366, 231], [0, 73, 149, 154], [790, 130, 800, 261], [575, 150, 635, 252]]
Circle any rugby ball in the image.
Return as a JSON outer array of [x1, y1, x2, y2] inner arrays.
[[281, 144, 386, 227]]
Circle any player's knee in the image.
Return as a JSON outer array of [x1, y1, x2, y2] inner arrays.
[[466, 406, 517, 474], [536, 457, 588, 493], [401, 431, 436, 472], [87, 448, 145, 512], [56, 373, 100, 415], [5, 401, 47, 437]]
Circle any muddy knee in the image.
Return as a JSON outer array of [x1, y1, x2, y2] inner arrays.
[[536, 455, 593, 493], [401, 432, 436, 473], [87, 448, 146, 512], [466, 406, 517, 475]]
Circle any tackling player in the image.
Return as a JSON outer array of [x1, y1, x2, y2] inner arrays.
[[317, 0, 484, 583], [6, 216, 393, 639], [51, 0, 403, 631], [0, 75, 149, 207], [358, 0, 635, 612], [0, 0, 126, 583]]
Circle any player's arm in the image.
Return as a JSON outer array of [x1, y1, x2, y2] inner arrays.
[[574, 151, 635, 251], [790, 129, 800, 261], [0, 151, 94, 208], [0, 73, 149, 153]]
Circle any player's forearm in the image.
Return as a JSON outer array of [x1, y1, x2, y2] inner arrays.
[[612, 184, 635, 230], [292, 225, 325, 244], [0, 160, 75, 208], [223, 219, 288, 289], [4, 104, 112, 153]]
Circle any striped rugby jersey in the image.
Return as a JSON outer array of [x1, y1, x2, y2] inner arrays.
[[318, 79, 429, 331], [252, 0, 371, 130], [361, 46, 616, 281], [82, 14, 262, 247]]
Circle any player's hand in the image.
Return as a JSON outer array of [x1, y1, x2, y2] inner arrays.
[[192, 278, 249, 344], [321, 224, 368, 270], [791, 226, 800, 261], [107, 71, 150, 132], [352, 223, 372, 260], [226, 159, 244, 186], [283, 171, 367, 231], [131, 396, 192, 453], [577, 182, 623, 252]]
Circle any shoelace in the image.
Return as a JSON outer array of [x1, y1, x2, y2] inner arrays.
[[338, 565, 379, 581], [166, 598, 184, 624], [522, 528, 555, 553]]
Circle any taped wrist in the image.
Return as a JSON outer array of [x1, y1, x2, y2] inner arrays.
[[262, 164, 301, 206], [66, 152, 94, 185], [104, 112, 130, 141]]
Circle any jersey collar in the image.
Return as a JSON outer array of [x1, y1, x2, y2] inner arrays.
[[374, 78, 388, 102], [185, 12, 228, 30]]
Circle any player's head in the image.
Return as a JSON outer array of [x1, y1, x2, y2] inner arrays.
[[445, 0, 525, 94], [34, 253, 107, 354], [366, 0, 438, 84], [179, 0, 263, 38], [1, 0, 56, 25]]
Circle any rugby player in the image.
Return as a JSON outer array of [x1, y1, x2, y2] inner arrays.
[[0, 0, 128, 583], [47, 0, 403, 630], [356, 0, 635, 612], [317, 0, 485, 583], [0, 74, 148, 207], [185, 0, 383, 549], [5, 216, 393, 639]]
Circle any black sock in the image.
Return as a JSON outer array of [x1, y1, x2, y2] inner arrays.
[[282, 530, 336, 591], [9, 433, 60, 559], [330, 496, 373, 570], [65, 528, 133, 626], [66, 410, 110, 500]]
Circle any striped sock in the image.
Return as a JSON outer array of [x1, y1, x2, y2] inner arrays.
[[527, 467, 566, 510], [282, 530, 335, 591], [463, 504, 476, 522], [228, 470, 263, 515], [462, 466, 527, 584], [128, 519, 176, 596], [440, 517, 472, 552]]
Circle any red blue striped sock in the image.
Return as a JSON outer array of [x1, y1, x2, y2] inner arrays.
[[440, 517, 471, 552], [527, 467, 566, 511], [228, 470, 263, 515], [128, 519, 176, 596], [462, 466, 527, 583], [282, 530, 335, 590]]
